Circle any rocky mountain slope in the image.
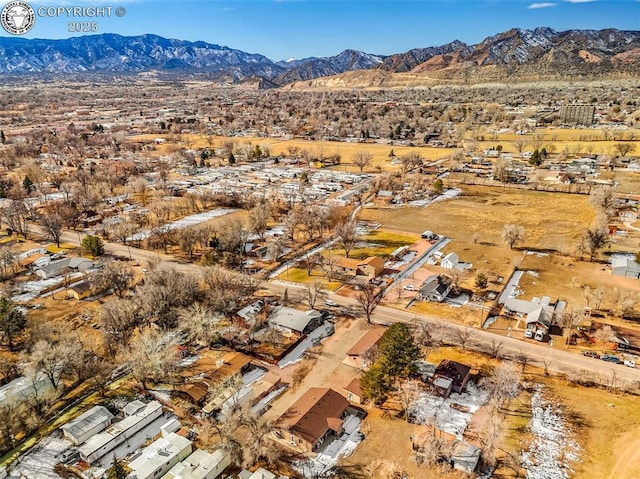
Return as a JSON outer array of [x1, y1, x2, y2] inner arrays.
[[1, 28, 639, 86]]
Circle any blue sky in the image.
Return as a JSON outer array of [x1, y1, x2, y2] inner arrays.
[[8, 0, 640, 60]]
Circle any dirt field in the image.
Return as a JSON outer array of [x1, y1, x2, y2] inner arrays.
[[477, 127, 640, 157], [360, 186, 595, 253], [130, 133, 453, 173]]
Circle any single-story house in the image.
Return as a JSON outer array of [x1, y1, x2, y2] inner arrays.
[[163, 448, 231, 479], [36, 257, 93, 279], [419, 275, 452, 302], [268, 306, 324, 336], [127, 432, 192, 479], [61, 405, 114, 445], [432, 360, 471, 397], [345, 327, 385, 369], [277, 387, 352, 453], [612, 256, 640, 279], [335, 256, 385, 279], [358, 256, 385, 278], [66, 281, 93, 300], [335, 257, 362, 277], [343, 378, 363, 405], [174, 381, 210, 407], [525, 307, 553, 334], [441, 252, 459, 269]]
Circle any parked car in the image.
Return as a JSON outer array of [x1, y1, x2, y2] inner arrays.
[[324, 299, 338, 307], [534, 330, 545, 342], [524, 329, 534, 339], [601, 354, 622, 364], [624, 359, 636, 368], [403, 284, 415, 291], [582, 351, 600, 359]]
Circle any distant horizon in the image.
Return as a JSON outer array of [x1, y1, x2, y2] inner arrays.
[[3, 25, 640, 63], [2, 0, 639, 60]]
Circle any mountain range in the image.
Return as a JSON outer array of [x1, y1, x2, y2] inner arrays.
[[1, 28, 640, 86]]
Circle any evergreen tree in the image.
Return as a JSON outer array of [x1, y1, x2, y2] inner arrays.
[[106, 457, 128, 479], [378, 323, 419, 380], [0, 297, 26, 351], [360, 362, 391, 405], [82, 235, 105, 256]]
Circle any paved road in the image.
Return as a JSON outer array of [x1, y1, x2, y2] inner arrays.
[[266, 281, 640, 390], [35, 227, 640, 390]]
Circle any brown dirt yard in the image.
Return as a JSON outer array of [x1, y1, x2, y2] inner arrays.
[[359, 185, 595, 253]]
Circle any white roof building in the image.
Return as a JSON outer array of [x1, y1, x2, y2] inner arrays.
[[268, 306, 323, 335], [162, 448, 230, 479], [61, 405, 114, 445], [0, 374, 52, 408], [79, 401, 163, 463], [128, 432, 192, 479]]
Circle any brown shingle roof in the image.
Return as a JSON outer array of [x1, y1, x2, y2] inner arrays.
[[346, 328, 385, 357], [359, 256, 385, 269], [280, 388, 349, 447], [344, 378, 362, 398]]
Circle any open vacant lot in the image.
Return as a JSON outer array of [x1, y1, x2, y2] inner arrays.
[[360, 186, 595, 253]]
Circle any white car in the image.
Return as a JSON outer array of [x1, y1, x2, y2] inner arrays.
[[403, 284, 415, 291], [324, 299, 338, 307], [624, 359, 636, 368], [534, 330, 545, 342], [524, 329, 534, 339]]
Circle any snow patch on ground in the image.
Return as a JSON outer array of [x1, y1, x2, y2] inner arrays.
[[294, 414, 363, 477], [408, 382, 489, 439], [127, 208, 237, 241], [9, 434, 72, 479], [521, 385, 581, 479], [526, 270, 540, 278]]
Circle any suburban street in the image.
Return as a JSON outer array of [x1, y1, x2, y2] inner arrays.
[[39, 226, 640, 390], [267, 281, 640, 389]]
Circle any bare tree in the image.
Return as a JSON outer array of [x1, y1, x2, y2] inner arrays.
[[493, 158, 511, 185], [356, 282, 382, 324], [593, 324, 616, 347], [502, 224, 525, 249], [454, 328, 474, 350], [248, 205, 269, 241], [177, 303, 225, 348], [614, 142, 635, 157], [335, 220, 358, 258], [303, 280, 325, 310], [94, 261, 133, 298], [512, 139, 527, 156], [299, 253, 320, 276], [579, 225, 607, 261], [398, 380, 422, 421], [129, 327, 179, 388], [589, 186, 616, 219], [352, 151, 372, 173], [481, 362, 520, 411], [39, 213, 65, 247]]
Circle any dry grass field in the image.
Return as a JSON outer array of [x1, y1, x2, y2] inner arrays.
[[131, 133, 453, 173], [360, 186, 595, 253]]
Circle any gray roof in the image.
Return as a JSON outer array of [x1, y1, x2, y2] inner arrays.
[[122, 399, 146, 416], [268, 306, 322, 333], [451, 441, 481, 473], [503, 298, 542, 315], [433, 376, 453, 390], [61, 406, 113, 439], [612, 256, 640, 273]]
